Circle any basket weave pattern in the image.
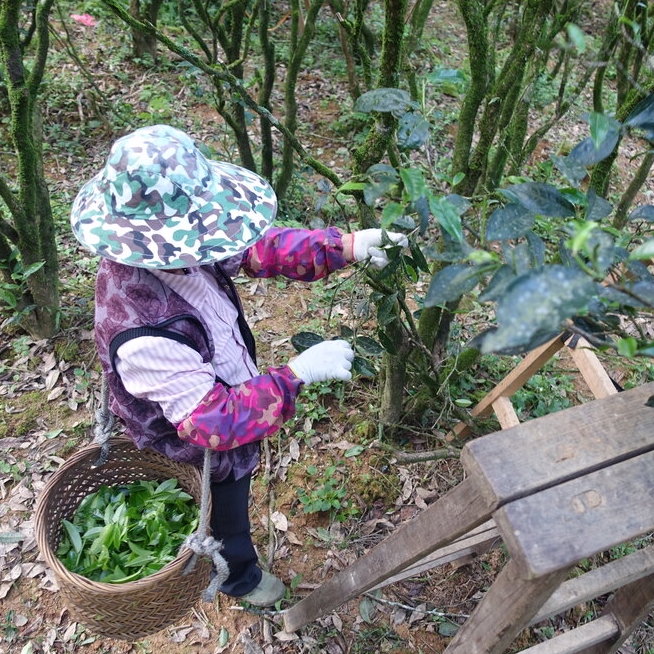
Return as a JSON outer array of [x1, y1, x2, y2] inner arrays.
[[34, 437, 212, 641]]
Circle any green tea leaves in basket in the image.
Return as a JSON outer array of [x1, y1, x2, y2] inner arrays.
[[56, 479, 199, 583]]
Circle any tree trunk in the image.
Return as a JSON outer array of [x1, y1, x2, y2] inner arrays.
[[0, 0, 59, 338], [460, 0, 553, 196], [352, 0, 407, 175], [258, 0, 275, 181], [379, 317, 410, 433], [275, 0, 325, 200], [613, 150, 654, 229], [129, 0, 163, 62], [452, 0, 490, 192]]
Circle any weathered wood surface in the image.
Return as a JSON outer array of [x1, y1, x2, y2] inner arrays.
[[283, 478, 493, 633], [519, 616, 619, 654], [494, 450, 654, 578], [565, 336, 617, 400], [462, 382, 654, 504], [530, 545, 654, 624], [369, 521, 500, 591], [580, 572, 654, 654], [492, 396, 521, 429], [450, 335, 564, 439], [443, 560, 570, 654]]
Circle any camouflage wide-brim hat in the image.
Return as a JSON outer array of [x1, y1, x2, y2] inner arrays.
[[70, 125, 277, 269]]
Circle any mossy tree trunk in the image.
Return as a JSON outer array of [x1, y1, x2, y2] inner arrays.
[[590, 86, 651, 197], [129, 0, 164, 62], [257, 0, 275, 181], [0, 0, 59, 338], [456, 0, 555, 196], [590, 1, 654, 198], [178, 0, 257, 172], [274, 0, 325, 200], [403, 0, 435, 100], [451, 0, 491, 193]]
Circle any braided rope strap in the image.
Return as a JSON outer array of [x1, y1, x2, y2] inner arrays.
[[182, 447, 229, 601], [92, 378, 115, 467]]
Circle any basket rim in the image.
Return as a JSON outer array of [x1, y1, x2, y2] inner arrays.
[[34, 437, 207, 593]]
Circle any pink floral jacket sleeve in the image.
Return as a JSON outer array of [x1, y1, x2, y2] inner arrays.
[[174, 226, 352, 451], [242, 226, 351, 280]]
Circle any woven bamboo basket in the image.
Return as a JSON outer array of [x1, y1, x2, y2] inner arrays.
[[34, 436, 213, 641]]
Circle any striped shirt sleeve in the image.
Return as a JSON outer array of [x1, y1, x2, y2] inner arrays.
[[115, 337, 304, 450]]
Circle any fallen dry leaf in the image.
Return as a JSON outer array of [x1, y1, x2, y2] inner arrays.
[[270, 511, 288, 532]]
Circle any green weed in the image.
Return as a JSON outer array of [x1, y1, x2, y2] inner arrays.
[[297, 463, 358, 522]]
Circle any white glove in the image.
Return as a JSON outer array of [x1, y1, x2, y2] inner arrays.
[[288, 340, 354, 384], [353, 229, 409, 269]]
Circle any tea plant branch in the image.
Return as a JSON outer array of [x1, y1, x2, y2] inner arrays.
[[613, 150, 654, 228], [28, 0, 54, 95], [178, 2, 213, 61], [562, 320, 618, 351], [0, 187, 19, 243], [362, 592, 470, 621], [263, 438, 278, 569], [102, 0, 341, 188], [226, 0, 259, 71], [275, 0, 326, 198], [257, 0, 275, 179], [364, 269, 433, 363], [371, 439, 460, 463]]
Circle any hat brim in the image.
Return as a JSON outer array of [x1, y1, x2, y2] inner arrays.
[[71, 161, 277, 269]]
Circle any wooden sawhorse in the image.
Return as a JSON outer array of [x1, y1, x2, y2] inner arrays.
[[283, 382, 654, 653]]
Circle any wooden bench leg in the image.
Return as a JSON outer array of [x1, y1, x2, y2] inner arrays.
[[283, 478, 493, 633], [443, 559, 571, 654], [574, 572, 654, 654]]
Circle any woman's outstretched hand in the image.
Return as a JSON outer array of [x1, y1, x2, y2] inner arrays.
[[352, 229, 409, 269], [288, 340, 354, 384]]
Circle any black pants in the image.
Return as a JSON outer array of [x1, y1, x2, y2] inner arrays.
[[210, 473, 262, 596]]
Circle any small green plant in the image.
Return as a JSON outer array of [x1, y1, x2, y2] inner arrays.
[[56, 479, 198, 583], [0, 253, 46, 324], [297, 464, 357, 522], [285, 379, 338, 443], [1, 610, 18, 643], [512, 371, 577, 420]]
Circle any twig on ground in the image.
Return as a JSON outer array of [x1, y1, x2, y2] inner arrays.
[[362, 592, 469, 621], [371, 439, 460, 463]]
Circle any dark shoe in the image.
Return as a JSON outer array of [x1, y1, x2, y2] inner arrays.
[[238, 571, 286, 607]]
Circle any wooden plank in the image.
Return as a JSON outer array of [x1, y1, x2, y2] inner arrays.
[[494, 450, 654, 579], [518, 616, 618, 654], [450, 335, 564, 439], [581, 572, 654, 654], [283, 478, 493, 633], [443, 560, 570, 654], [565, 337, 617, 400], [369, 521, 500, 590], [530, 545, 654, 624], [492, 396, 520, 429], [462, 382, 654, 505]]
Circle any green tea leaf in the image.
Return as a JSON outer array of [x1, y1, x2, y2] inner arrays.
[[486, 204, 536, 241], [500, 183, 575, 217], [429, 196, 464, 242], [62, 520, 83, 553], [425, 264, 480, 307], [478, 266, 597, 354], [354, 88, 418, 114], [291, 331, 324, 352], [399, 168, 427, 201]]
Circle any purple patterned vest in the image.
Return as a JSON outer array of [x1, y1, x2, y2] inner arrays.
[[94, 258, 260, 481]]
